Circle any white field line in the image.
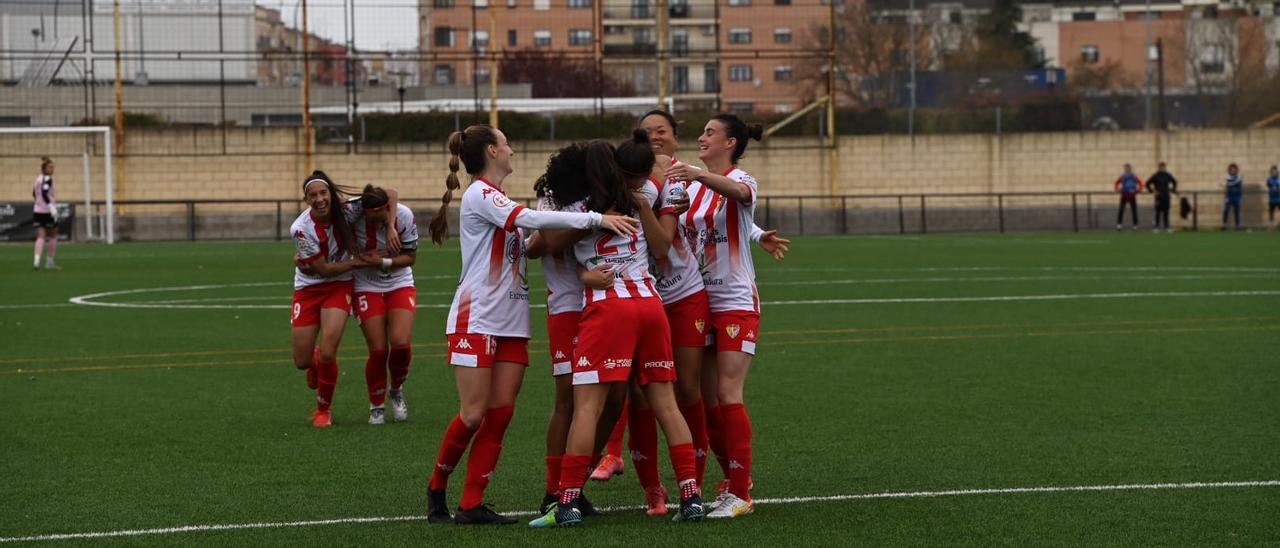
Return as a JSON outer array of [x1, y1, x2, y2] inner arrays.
[[1, 480, 1276, 543], [66, 288, 1280, 311], [763, 290, 1280, 306], [0, 303, 76, 309], [757, 273, 1274, 287], [767, 266, 1280, 274]]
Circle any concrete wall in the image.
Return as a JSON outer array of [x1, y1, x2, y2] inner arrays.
[[4, 126, 1278, 201]]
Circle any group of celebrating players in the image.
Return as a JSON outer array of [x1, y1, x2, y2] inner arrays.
[[287, 109, 789, 527]]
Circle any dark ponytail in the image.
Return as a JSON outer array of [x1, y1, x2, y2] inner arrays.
[[615, 128, 656, 181], [430, 125, 499, 245], [40, 156, 53, 173], [360, 184, 390, 211], [302, 170, 356, 255], [583, 140, 638, 216], [711, 113, 764, 163]]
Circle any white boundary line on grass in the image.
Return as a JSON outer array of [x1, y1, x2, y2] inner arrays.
[[66, 285, 1280, 311], [2, 480, 1276, 543]]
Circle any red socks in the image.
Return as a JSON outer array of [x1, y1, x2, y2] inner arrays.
[[721, 403, 753, 499], [606, 402, 628, 457], [364, 348, 389, 406], [428, 415, 478, 491], [460, 406, 515, 509], [678, 398, 709, 485], [544, 455, 562, 494], [628, 405, 661, 490], [557, 454, 593, 503], [705, 404, 731, 478], [314, 358, 338, 411], [668, 442, 697, 496], [388, 344, 412, 390]]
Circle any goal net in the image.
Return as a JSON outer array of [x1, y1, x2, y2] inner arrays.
[[0, 126, 116, 244]]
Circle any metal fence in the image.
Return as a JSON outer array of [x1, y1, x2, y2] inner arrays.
[[67, 190, 1276, 242]]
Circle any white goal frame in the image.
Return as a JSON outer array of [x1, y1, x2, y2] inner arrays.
[[0, 126, 115, 244]]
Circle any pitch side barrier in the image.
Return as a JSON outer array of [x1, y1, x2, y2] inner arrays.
[[72, 190, 1272, 242]]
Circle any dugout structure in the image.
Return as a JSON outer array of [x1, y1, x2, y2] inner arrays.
[[0, 126, 115, 244]]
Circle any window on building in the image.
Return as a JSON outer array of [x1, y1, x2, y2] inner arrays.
[[775, 0, 790, 4], [472, 30, 489, 51], [704, 63, 719, 92], [633, 27, 652, 46], [534, 0, 550, 9], [728, 102, 754, 114], [1200, 44, 1225, 73], [775, 103, 794, 113], [508, 29, 518, 47], [434, 64, 455, 85], [948, 11, 962, 24], [534, 30, 552, 46], [473, 0, 488, 8], [568, 0, 592, 7], [728, 64, 753, 81], [728, 28, 752, 44], [774, 27, 791, 44], [569, 29, 593, 46], [1071, 11, 1095, 21], [673, 65, 689, 93], [507, 0, 517, 7], [774, 65, 792, 81], [434, 27, 455, 48], [728, 0, 751, 5], [474, 68, 491, 84], [1081, 45, 1099, 64], [632, 0, 651, 18], [672, 29, 689, 55], [434, 0, 455, 7]]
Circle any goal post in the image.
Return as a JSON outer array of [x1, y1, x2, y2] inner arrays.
[[0, 126, 115, 244]]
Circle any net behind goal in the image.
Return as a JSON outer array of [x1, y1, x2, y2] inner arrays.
[[0, 126, 115, 244]]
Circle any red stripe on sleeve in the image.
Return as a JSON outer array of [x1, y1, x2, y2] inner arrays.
[[504, 204, 527, 232]]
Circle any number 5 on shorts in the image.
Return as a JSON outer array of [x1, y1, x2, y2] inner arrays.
[[357, 295, 369, 313]]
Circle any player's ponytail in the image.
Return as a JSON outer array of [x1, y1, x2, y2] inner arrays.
[[430, 125, 499, 245], [584, 140, 638, 217], [712, 113, 764, 164], [615, 129, 656, 182], [40, 156, 52, 174], [430, 131, 465, 245]]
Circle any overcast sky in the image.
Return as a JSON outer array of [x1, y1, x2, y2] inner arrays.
[[260, 0, 419, 51]]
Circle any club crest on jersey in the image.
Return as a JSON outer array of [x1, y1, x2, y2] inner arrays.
[[694, 319, 706, 333], [492, 193, 513, 208], [726, 324, 741, 339]]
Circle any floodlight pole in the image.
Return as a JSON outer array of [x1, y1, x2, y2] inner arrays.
[[827, 0, 838, 195], [908, 0, 916, 137], [302, 0, 314, 173], [657, 0, 667, 110], [489, 6, 498, 127]]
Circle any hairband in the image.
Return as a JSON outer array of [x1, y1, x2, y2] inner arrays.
[[303, 178, 327, 192]]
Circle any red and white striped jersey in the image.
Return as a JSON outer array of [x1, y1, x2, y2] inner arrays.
[[446, 179, 607, 337], [683, 168, 759, 313], [573, 181, 660, 305], [291, 207, 354, 290], [654, 177, 704, 304], [351, 202, 419, 293], [538, 196, 587, 316]]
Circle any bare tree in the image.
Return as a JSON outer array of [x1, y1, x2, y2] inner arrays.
[[795, 3, 932, 108]]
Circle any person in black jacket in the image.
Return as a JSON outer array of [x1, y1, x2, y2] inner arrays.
[[1145, 161, 1178, 233]]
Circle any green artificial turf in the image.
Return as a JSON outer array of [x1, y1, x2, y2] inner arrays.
[[1, 231, 1278, 546]]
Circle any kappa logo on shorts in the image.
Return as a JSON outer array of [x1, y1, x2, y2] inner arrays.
[[746, 330, 755, 340], [456, 338, 473, 350], [577, 356, 591, 368], [555, 351, 566, 360], [694, 319, 706, 333], [726, 324, 741, 339]]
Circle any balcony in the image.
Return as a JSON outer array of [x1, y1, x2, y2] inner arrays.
[[603, 43, 658, 55]]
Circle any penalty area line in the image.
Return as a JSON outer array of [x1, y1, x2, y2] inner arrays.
[[2, 480, 1277, 543]]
